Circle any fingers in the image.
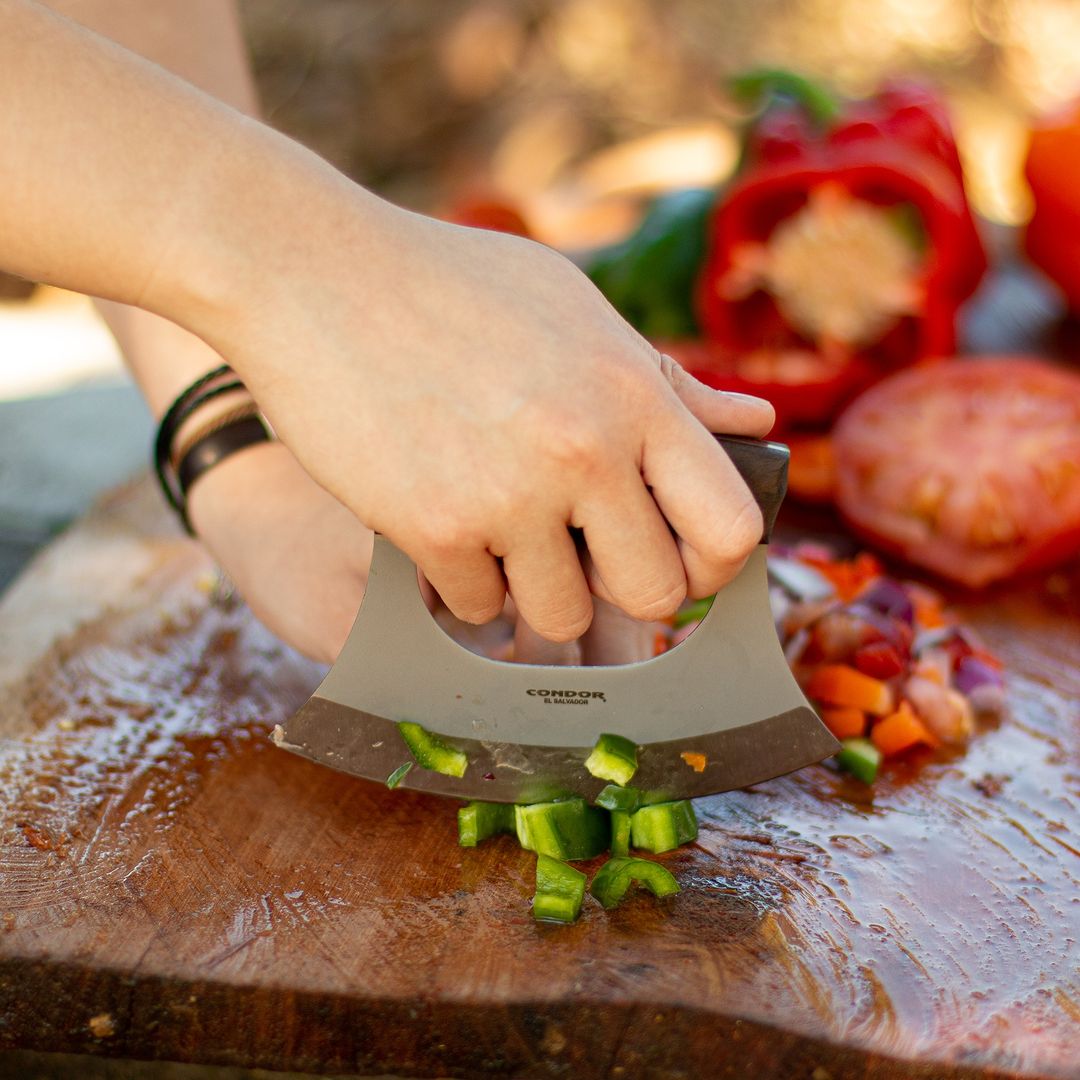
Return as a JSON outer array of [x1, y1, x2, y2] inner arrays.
[[642, 411, 764, 599], [412, 543, 507, 625], [514, 615, 582, 666], [576, 479, 686, 621], [501, 525, 594, 642], [657, 352, 776, 437], [391, 352, 770, 636], [580, 598, 658, 666]]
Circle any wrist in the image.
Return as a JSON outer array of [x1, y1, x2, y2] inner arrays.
[[142, 118, 396, 381]]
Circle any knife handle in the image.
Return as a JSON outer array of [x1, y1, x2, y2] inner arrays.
[[714, 435, 788, 543]]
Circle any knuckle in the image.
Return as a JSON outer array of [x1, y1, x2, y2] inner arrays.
[[453, 591, 506, 626], [621, 577, 687, 622], [544, 612, 594, 643], [526, 601, 594, 643], [690, 496, 763, 595], [535, 411, 606, 473], [721, 495, 765, 558], [414, 512, 481, 560]]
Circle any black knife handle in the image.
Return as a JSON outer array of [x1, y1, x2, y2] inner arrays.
[[714, 435, 788, 543]]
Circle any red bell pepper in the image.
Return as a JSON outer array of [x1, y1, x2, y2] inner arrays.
[[690, 74, 986, 423]]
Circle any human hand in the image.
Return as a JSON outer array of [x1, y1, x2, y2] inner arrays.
[[196, 195, 774, 644], [187, 441, 658, 667]]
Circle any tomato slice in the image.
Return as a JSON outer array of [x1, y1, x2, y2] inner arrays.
[[833, 357, 1080, 588]]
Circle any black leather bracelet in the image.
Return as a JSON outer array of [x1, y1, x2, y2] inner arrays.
[[177, 414, 274, 498], [153, 366, 273, 535]]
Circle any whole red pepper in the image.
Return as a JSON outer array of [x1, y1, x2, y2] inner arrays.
[[689, 74, 986, 429]]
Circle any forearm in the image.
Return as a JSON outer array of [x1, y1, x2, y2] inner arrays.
[[39, 0, 260, 417], [0, 0, 384, 377]]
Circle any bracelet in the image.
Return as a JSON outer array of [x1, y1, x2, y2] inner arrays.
[[153, 365, 274, 535], [177, 413, 274, 498]]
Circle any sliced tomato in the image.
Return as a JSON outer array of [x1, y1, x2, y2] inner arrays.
[[833, 357, 1080, 588]]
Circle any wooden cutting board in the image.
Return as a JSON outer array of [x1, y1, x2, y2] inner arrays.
[[0, 479, 1077, 1080]]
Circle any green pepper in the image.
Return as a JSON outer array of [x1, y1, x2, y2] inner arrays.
[[396, 721, 468, 778], [515, 799, 610, 862], [673, 595, 713, 629], [385, 762, 413, 789], [630, 800, 698, 854], [594, 784, 642, 813], [532, 855, 587, 924], [457, 801, 515, 847], [585, 188, 715, 338], [835, 737, 882, 784], [590, 856, 680, 910], [584, 733, 639, 786], [595, 784, 642, 857]]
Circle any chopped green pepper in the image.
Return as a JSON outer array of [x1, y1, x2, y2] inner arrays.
[[532, 855, 587, 924], [673, 596, 713, 629], [594, 785, 641, 857], [836, 737, 882, 784], [610, 811, 632, 857], [630, 800, 698, 854], [590, 856, 680, 910], [396, 721, 468, 778], [515, 799, 610, 862], [457, 801, 515, 847], [585, 733, 639, 786], [385, 762, 413, 789], [594, 784, 642, 813]]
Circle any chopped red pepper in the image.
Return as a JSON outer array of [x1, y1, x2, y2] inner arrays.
[[853, 640, 906, 680]]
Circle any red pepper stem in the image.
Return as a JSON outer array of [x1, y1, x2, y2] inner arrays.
[[731, 68, 841, 128]]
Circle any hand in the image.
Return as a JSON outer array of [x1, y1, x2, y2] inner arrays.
[[0, 6, 771, 644], [203, 199, 775, 644], [188, 441, 660, 666]]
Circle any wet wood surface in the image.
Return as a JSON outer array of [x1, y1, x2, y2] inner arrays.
[[0, 479, 1077, 1080]]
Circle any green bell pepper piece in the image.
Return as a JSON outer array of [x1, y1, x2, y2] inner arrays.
[[585, 733, 639, 786], [385, 762, 413, 789], [585, 188, 715, 338], [532, 854, 587, 924], [457, 801, 515, 847], [396, 721, 468, 778], [594, 784, 642, 813], [515, 798, 610, 862], [590, 856, 680, 910], [630, 800, 698, 854], [836, 737, 882, 784]]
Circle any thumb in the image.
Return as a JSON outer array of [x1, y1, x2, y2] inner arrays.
[[657, 352, 776, 437]]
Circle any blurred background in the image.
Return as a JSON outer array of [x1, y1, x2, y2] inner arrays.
[[239, 0, 1078, 238], [1, 0, 1077, 588]]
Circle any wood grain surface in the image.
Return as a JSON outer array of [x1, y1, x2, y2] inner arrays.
[[0, 479, 1077, 1080]]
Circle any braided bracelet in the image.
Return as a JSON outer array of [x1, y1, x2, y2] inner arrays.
[[153, 365, 274, 534]]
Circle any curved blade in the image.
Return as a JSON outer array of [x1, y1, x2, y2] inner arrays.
[[274, 539, 838, 801]]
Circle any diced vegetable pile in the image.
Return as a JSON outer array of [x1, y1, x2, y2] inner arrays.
[[765, 543, 1006, 783], [459, 733, 691, 925]]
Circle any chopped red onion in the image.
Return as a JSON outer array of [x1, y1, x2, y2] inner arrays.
[[858, 578, 915, 624], [768, 556, 835, 601]]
